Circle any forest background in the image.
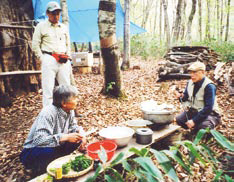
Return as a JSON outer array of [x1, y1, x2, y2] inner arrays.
[[115, 0, 233, 61]]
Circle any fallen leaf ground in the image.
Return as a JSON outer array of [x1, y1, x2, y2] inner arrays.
[[0, 58, 233, 181]]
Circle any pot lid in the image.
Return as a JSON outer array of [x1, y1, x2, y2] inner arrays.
[[136, 128, 153, 135]]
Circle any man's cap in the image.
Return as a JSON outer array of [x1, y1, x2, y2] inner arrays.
[[188, 62, 206, 71], [46, 1, 61, 12]]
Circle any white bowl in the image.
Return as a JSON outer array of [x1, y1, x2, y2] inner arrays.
[[99, 126, 135, 147]]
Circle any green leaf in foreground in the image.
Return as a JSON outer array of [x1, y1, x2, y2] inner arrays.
[[211, 130, 234, 151], [85, 165, 102, 182], [110, 152, 124, 166], [193, 129, 207, 145], [151, 149, 179, 182], [162, 149, 191, 174], [134, 157, 164, 181]]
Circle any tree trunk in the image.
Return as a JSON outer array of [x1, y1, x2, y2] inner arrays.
[[205, 0, 211, 40], [224, 0, 230, 41], [198, 0, 202, 41], [172, 0, 183, 43], [159, 0, 162, 43], [121, 0, 130, 71], [98, 0, 125, 97], [180, 0, 187, 40], [216, 0, 220, 40], [186, 0, 197, 44], [153, 0, 158, 35], [162, 0, 170, 48], [0, 0, 39, 103], [141, 0, 152, 29], [220, 0, 224, 41], [60, 0, 69, 27]]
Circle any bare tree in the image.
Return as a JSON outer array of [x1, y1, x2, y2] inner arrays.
[[172, 0, 183, 43], [198, 0, 202, 41], [224, 0, 231, 41], [98, 0, 124, 97], [60, 0, 69, 26], [153, 0, 158, 35], [180, 0, 187, 40], [186, 0, 197, 43], [159, 0, 162, 43], [205, 0, 211, 40], [141, 0, 152, 29], [216, 0, 220, 40], [121, 0, 130, 71], [162, 0, 171, 48], [220, 0, 224, 40]]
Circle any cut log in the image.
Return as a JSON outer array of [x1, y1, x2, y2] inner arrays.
[[157, 73, 191, 82]]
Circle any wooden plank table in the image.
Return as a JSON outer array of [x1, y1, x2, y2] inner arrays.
[[30, 124, 181, 182], [78, 124, 181, 182]]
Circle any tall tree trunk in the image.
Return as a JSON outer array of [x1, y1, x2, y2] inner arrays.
[[224, 0, 231, 41], [180, 0, 187, 40], [162, 0, 171, 48], [121, 0, 130, 71], [98, 0, 124, 97], [153, 0, 158, 35], [216, 0, 220, 40], [172, 0, 183, 43], [141, 0, 151, 29], [186, 0, 197, 44], [220, 0, 224, 41], [205, 0, 211, 40], [198, 0, 202, 41], [60, 0, 69, 27], [159, 0, 162, 43]]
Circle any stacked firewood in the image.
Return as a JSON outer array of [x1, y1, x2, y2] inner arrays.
[[157, 46, 221, 81]]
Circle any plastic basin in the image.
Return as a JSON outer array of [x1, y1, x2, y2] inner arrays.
[[87, 140, 117, 161]]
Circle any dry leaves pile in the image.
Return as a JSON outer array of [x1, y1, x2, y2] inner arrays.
[[0, 57, 232, 181]]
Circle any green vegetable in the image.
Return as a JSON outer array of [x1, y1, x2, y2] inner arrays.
[[70, 155, 92, 172], [49, 168, 56, 173], [62, 162, 71, 174]]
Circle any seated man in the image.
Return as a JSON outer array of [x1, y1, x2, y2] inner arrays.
[[174, 62, 221, 133], [20, 85, 86, 175]]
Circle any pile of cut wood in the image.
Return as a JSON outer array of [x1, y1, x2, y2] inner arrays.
[[157, 46, 220, 81]]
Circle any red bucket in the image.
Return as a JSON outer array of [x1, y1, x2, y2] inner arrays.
[[87, 140, 117, 161]]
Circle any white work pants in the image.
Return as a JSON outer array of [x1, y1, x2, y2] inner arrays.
[[41, 54, 72, 107]]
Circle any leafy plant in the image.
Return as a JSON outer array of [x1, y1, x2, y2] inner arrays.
[[86, 129, 233, 182], [106, 82, 116, 92]]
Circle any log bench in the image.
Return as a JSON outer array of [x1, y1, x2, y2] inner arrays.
[[29, 124, 181, 182], [0, 70, 41, 77]]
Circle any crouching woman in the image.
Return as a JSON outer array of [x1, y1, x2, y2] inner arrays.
[[20, 85, 86, 175]]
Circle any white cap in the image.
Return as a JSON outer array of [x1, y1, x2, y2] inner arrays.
[[46, 1, 61, 12], [188, 62, 206, 71]]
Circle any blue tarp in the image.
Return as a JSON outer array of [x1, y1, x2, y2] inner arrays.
[[32, 0, 146, 43]]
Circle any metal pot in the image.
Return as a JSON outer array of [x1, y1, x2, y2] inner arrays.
[[136, 128, 153, 145], [141, 101, 175, 124]]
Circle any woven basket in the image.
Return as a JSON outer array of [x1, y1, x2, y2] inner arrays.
[[47, 154, 94, 178]]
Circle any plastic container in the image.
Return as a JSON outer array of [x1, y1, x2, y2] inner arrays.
[[87, 140, 117, 161]]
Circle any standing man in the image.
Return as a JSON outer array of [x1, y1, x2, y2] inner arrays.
[[32, 1, 73, 107], [174, 62, 221, 132]]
